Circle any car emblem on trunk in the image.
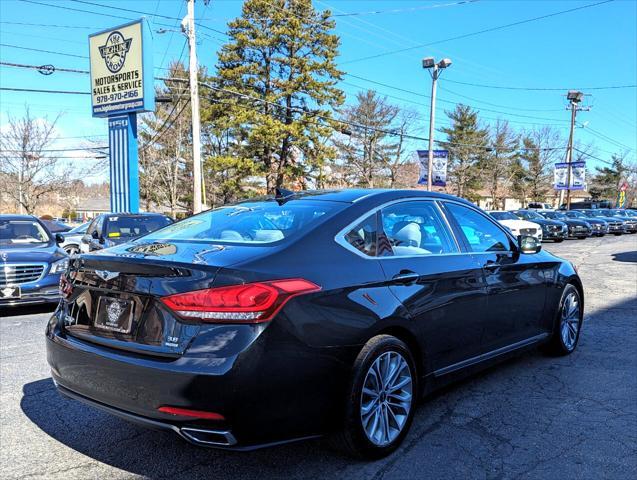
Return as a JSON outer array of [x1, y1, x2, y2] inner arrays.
[[95, 270, 119, 281], [106, 301, 123, 324]]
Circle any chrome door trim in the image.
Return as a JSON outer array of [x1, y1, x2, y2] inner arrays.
[[433, 332, 550, 377]]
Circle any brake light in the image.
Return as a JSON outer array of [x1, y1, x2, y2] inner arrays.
[[158, 406, 224, 420], [160, 278, 321, 323]]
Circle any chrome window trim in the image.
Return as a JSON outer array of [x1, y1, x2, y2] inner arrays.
[[334, 198, 465, 260]]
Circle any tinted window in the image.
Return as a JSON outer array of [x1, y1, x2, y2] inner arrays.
[[106, 215, 172, 239], [344, 214, 377, 257], [142, 201, 340, 244], [379, 201, 456, 256], [489, 211, 518, 221], [446, 203, 511, 252], [0, 219, 51, 247]]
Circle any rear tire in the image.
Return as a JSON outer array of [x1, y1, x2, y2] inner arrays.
[[330, 335, 417, 459], [554, 238, 564, 243], [545, 284, 583, 356]]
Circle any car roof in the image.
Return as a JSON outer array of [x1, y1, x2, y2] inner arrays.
[[256, 188, 475, 206]]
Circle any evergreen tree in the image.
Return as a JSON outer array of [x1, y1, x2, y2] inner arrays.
[[439, 105, 489, 200], [214, 0, 344, 193], [589, 153, 630, 200]]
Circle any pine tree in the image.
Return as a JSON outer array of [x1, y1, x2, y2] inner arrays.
[[439, 105, 489, 200], [214, 0, 344, 193]]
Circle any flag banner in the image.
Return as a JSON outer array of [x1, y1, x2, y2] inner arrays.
[[570, 161, 586, 190], [554, 162, 568, 190], [417, 150, 448, 187], [554, 161, 586, 190]]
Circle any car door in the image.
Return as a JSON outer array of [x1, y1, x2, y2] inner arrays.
[[376, 200, 488, 372], [442, 202, 547, 350]]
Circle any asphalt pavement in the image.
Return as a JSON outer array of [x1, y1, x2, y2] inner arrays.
[[1, 235, 636, 480]]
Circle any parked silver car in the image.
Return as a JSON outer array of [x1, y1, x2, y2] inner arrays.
[[58, 221, 90, 255]]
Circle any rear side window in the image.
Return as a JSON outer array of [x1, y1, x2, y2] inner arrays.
[[142, 201, 340, 244], [344, 214, 378, 257], [445, 203, 511, 253], [379, 201, 456, 256]]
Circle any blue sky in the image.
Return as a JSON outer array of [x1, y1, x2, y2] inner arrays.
[[1, 0, 636, 182]]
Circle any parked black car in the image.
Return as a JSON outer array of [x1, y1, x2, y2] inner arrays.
[[539, 211, 592, 239], [81, 213, 173, 252], [563, 210, 608, 237], [576, 209, 626, 235], [0, 215, 68, 306], [47, 190, 584, 458], [512, 209, 567, 242]]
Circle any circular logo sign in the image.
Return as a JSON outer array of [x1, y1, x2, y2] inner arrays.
[[99, 31, 132, 73]]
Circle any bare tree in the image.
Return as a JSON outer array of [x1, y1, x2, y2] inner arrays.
[[480, 120, 519, 210], [0, 108, 95, 214]]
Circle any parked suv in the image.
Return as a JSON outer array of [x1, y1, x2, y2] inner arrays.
[[0, 215, 68, 306], [487, 211, 543, 241], [512, 210, 567, 242], [563, 211, 608, 236], [81, 213, 173, 252]]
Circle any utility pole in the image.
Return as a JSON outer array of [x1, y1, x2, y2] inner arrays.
[[184, 0, 203, 213], [561, 90, 589, 209], [422, 57, 452, 191]]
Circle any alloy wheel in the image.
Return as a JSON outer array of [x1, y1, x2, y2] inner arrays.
[[360, 351, 413, 446], [560, 291, 581, 350]]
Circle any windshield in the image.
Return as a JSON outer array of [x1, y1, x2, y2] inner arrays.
[[610, 210, 627, 217], [141, 200, 341, 244], [68, 222, 90, 234], [0, 219, 51, 247], [518, 210, 542, 220], [542, 212, 566, 220], [565, 211, 586, 219], [489, 211, 518, 221], [588, 210, 607, 217], [106, 215, 173, 239]]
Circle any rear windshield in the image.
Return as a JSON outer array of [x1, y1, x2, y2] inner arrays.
[[141, 200, 341, 244], [0, 219, 51, 246], [106, 215, 173, 239]]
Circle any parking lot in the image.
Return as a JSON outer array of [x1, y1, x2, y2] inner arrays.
[[1, 235, 636, 480]]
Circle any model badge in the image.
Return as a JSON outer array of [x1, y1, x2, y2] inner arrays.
[[106, 301, 123, 324], [99, 31, 132, 73], [95, 270, 119, 281]]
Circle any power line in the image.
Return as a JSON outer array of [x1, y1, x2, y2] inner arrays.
[[0, 62, 89, 75], [0, 87, 90, 95], [0, 21, 93, 29], [341, 0, 615, 64], [330, 0, 479, 17], [445, 78, 637, 91], [0, 43, 88, 59]]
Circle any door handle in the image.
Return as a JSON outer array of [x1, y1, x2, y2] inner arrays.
[[391, 271, 420, 285]]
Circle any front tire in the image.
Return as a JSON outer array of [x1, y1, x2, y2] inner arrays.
[[332, 335, 417, 459], [545, 284, 583, 356], [554, 238, 564, 243]]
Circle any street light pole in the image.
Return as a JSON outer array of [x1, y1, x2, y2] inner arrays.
[[422, 57, 451, 191], [426, 65, 439, 192], [185, 0, 203, 214], [561, 90, 589, 210]]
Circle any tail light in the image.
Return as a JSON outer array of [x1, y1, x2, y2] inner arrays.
[[160, 278, 321, 323]]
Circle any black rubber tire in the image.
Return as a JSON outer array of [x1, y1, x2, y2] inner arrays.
[[554, 238, 564, 243], [330, 335, 418, 459], [577, 236, 587, 240], [544, 284, 583, 356], [614, 233, 622, 236]]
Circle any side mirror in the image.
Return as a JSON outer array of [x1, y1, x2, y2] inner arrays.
[[518, 235, 541, 254], [55, 233, 65, 244], [92, 230, 99, 240], [81, 234, 90, 244]]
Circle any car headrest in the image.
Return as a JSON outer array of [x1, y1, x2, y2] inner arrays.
[[254, 230, 284, 242], [392, 222, 421, 247]]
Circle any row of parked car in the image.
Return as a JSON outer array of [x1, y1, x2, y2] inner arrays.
[[488, 208, 637, 242], [0, 212, 172, 306]]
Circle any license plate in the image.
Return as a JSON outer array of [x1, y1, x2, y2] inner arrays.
[[1, 286, 21, 299], [95, 297, 133, 333]]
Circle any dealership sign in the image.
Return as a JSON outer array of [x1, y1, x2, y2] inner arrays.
[[89, 19, 154, 117], [416, 150, 448, 187], [554, 161, 586, 190]]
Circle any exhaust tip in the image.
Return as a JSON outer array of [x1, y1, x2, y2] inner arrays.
[[179, 427, 237, 447]]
